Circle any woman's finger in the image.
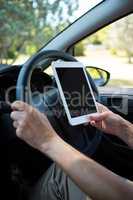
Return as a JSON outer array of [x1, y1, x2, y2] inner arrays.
[[89, 112, 109, 122], [11, 101, 30, 111], [10, 111, 24, 121], [13, 121, 19, 128]]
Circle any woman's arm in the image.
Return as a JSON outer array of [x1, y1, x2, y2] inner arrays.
[[89, 103, 133, 148], [43, 135, 133, 200], [10, 101, 133, 200]]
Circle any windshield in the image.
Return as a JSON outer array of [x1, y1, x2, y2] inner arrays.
[[0, 0, 103, 65]]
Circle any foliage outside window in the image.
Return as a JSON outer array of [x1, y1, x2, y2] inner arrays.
[[75, 14, 133, 88], [0, 0, 78, 64]]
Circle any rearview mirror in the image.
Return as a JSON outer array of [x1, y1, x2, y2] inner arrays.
[[86, 66, 110, 87]]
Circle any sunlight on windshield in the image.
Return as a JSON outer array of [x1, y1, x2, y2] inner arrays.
[[4, 0, 103, 65], [72, 0, 103, 20]]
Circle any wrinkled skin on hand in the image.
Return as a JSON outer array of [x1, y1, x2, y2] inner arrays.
[[89, 103, 128, 137], [10, 101, 132, 152], [11, 101, 57, 151]]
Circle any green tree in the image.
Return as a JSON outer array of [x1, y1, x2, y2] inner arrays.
[[75, 27, 109, 56], [87, 27, 109, 45], [0, 0, 78, 64], [107, 14, 133, 63], [75, 41, 86, 56]]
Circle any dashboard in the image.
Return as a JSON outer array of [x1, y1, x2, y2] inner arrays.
[[0, 65, 53, 103]]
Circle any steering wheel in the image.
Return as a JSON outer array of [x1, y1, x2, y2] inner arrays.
[[16, 50, 102, 156]]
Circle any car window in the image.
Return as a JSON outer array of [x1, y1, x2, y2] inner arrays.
[[75, 14, 133, 88], [0, 0, 103, 65]]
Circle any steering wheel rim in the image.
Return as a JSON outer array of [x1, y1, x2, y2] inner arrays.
[[16, 50, 98, 101], [16, 50, 101, 156]]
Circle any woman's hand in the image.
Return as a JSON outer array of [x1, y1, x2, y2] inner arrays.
[[89, 103, 133, 147], [89, 103, 124, 136], [10, 101, 58, 152]]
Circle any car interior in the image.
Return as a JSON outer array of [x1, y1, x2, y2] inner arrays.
[[0, 0, 133, 199]]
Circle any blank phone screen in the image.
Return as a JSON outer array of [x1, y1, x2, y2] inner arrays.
[[56, 67, 97, 117]]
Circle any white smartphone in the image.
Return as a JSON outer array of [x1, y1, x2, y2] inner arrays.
[[52, 61, 98, 126]]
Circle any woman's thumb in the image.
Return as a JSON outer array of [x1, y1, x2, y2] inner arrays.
[[89, 111, 109, 122]]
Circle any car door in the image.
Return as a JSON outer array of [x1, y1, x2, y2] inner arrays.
[[71, 13, 133, 180]]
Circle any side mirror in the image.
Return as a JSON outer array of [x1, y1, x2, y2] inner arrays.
[[86, 66, 110, 87]]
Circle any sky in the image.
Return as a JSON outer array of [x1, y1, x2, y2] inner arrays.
[[74, 0, 103, 18]]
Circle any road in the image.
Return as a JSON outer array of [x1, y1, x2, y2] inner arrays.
[[77, 47, 133, 81]]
